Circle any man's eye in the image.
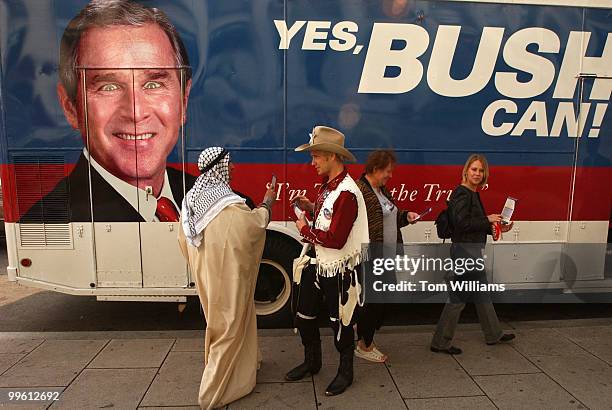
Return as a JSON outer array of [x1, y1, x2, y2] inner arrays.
[[144, 81, 161, 89], [98, 83, 120, 92]]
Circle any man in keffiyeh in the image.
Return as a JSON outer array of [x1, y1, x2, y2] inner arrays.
[[178, 147, 276, 409]]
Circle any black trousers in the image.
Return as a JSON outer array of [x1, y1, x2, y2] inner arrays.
[[355, 257, 392, 347], [355, 303, 385, 347], [293, 264, 355, 352]]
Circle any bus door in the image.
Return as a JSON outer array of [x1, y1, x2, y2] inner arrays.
[[85, 68, 189, 289], [564, 69, 611, 284], [137, 68, 190, 289]]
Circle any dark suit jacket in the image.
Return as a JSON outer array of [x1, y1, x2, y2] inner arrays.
[[20, 153, 196, 223]]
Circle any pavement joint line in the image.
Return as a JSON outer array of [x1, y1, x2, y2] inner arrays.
[[0, 386, 67, 388], [402, 394, 488, 399], [382, 361, 409, 409], [467, 371, 544, 376], [0, 331, 205, 340], [0, 353, 25, 378], [470, 371, 545, 377], [136, 338, 178, 409], [13, 339, 107, 408], [47, 393, 62, 410], [48, 338, 112, 406], [0, 338, 46, 378], [1, 318, 611, 340], [507, 339, 588, 409], [549, 327, 612, 367], [506, 318, 612, 329], [449, 345, 490, 399], [310, 373, 318, 410], [85, 367, 161, 370]]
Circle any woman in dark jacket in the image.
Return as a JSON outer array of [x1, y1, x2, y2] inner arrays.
[[355, 150, 419, 362], [430, 154, 515, 355]]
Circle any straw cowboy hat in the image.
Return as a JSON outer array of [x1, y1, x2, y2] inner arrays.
[[294, 125, 357, 163]]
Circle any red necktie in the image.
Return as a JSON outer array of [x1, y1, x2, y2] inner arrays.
[[156, 197, 179, 222]]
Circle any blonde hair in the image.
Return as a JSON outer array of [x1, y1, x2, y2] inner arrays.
[[461, 154, 489, 187], [311, 150, 344, 164]]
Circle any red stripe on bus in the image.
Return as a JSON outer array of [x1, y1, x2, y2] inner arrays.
[[2, 163, 610, 222]]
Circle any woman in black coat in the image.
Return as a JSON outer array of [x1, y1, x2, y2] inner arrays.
[[430, 154, 515, 355]]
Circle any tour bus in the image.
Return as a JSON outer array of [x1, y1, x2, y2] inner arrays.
[[0, 0, 610, 326]]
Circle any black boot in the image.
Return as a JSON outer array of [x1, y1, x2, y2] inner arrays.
[[285, 342, 322, 381], [325, 344, 354, 396]]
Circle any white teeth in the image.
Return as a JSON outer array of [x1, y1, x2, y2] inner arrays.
[[115, 133, 154, 141]]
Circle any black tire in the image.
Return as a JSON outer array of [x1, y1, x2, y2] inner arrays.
[[255, 232, 301, 328]]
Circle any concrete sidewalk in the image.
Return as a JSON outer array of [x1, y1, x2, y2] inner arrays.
[[0, 318, 611, 409]]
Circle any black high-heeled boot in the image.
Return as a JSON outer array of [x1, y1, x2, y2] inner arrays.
[[325, 344, 354, 396]]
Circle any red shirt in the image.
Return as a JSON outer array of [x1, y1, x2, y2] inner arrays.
[[299, 169, 358, 249]]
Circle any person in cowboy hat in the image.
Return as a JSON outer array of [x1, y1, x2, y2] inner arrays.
[[285, 125, 369, 396]]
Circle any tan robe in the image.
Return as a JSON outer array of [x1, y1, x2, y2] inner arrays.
[[178, 203, 268, 409]]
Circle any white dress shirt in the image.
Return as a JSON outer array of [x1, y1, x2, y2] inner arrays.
[[84, 148, 179, 222]]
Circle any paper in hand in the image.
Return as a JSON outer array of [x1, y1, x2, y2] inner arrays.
[[501, 197, 517, 224], [294, 204, 305, 220]]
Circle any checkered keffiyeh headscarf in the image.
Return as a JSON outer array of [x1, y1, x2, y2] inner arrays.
[[181, 147, 245, 247]]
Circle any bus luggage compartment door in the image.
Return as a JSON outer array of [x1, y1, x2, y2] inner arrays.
[[94, 222, 142, 288], [140, 222, 188, 288]]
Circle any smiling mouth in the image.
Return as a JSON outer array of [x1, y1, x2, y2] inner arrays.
[[114, 133, 155, 141]]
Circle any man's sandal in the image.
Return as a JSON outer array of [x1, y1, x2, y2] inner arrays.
[[354, 344, 387, 363]]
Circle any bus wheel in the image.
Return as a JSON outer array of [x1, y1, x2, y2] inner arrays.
[[255, 234, 300, 328]]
